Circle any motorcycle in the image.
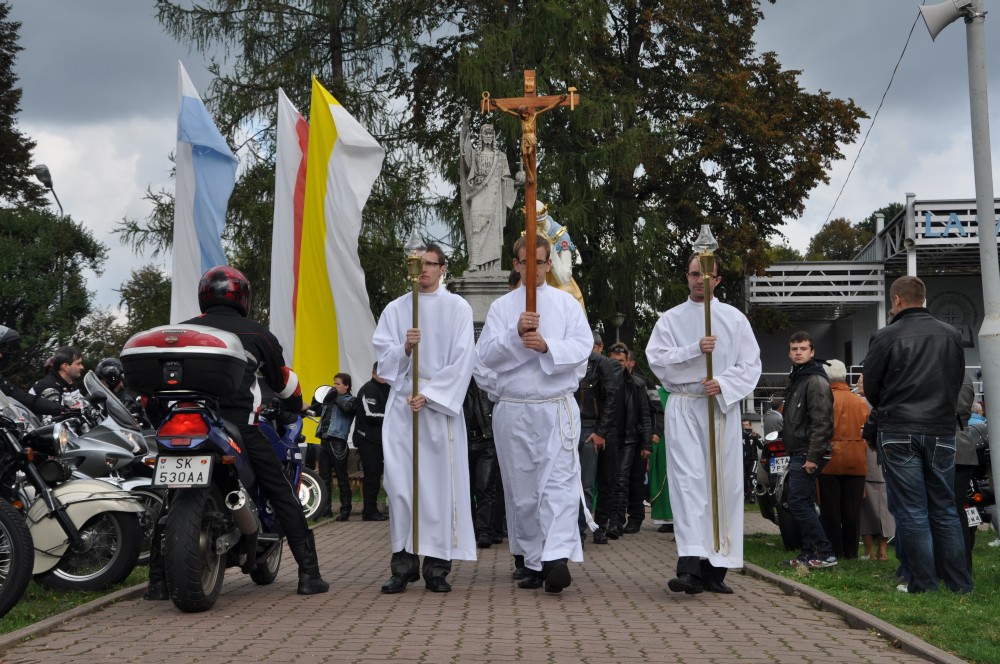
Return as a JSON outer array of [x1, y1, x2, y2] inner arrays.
[[0, 495, 31, 619], [755, 431, 802, 551], [0, 387, 144, 592], [122, 324, 285, 613], [964, 422, 997, 535], [258, 401, 327, 521]]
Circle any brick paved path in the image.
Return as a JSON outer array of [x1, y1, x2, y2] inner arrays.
[[0, 513, 940, 663]]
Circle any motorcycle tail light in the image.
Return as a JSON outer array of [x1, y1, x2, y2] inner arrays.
[[221, 455, 237, 465], [765, 440, 785, 454], [159, 412, 210, 437], [973, 492, 984, 504]]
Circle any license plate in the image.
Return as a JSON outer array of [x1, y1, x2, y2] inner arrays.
[[966, 506, 983, 527], [769, 456, 789, 475], [153, 455, 213, 488]]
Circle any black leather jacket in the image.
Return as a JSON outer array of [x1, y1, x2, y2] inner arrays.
[[575, 352, 622, 440], [862, 307, 965, 436], [353, 379, 389, 446], [463, 377, 495, 444], [1, 373, 63, 416], [782, 360, 833, 464], [613, 370, 654, 451]]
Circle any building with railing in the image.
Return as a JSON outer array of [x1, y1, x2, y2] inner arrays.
[[743, 193, 994, 415]]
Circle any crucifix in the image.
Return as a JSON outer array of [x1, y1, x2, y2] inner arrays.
[[481, 69, 580, 311]]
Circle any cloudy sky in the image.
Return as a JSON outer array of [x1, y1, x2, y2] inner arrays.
[[10, 0, 1000, 312]]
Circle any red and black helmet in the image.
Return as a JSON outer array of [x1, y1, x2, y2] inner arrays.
[[197, 265, 252, 316]]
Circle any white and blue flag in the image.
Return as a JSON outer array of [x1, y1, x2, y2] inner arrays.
[[169, 61, 238, 323]]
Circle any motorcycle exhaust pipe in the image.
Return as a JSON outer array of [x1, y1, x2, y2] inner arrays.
[[754, 483, 768, 497], [226, 488, 260, 536]]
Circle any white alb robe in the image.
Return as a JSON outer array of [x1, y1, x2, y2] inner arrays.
[[645, 297, 761, 569], [476, 283, 592, 571], [373, 287, 477, 561]]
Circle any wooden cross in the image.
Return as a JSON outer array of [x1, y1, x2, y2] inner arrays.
[[481, 69, 580, 311]]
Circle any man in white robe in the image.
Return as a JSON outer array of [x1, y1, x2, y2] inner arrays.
[[373, 243, 477, 594], [646, 253, 761, 595], [476, 234, 592, 593]]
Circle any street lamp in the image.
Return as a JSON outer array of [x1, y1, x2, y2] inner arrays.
[[612, 312, 625, 343], [32, 164, 63, 216], [919, 0, 1000, 525]]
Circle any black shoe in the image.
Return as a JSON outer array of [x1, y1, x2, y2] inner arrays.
[[491, 534, 504, 544], [318, 509, 334, 519], [704, 579, 734, 594], [622, 520, 642, 534], [512, 554, 526, 580], [517, 569, 543, 589], [606, 525, 622, 540], [143, 580, 169, 601], [335, 513, 350, 522], [592, 528, 609, 545], [667, 573, 704, 595], [380, 572, 420, 594], [477, 533, 492, 549], [425, 577, 452, 593], [362, 512, 389, 521], [657, 523, 674, 533], [298, 571, 330, 595], [543, 560, 572, 594]]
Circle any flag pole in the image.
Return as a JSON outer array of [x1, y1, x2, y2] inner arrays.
[[404, 230, 424, 555], [694, 224, 720, 552]]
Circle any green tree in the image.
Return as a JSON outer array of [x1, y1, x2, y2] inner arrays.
[[767, 242, 804, 262], [0, 1, 46, 209], [805, 217, 873, 261], [858, 202, 904, 236], [74, 308, 129, 368], [116, 265, 172, 337], [0, 207, 107, 385]]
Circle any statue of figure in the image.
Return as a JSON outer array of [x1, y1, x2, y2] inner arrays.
[[536, 200, 585, 311], [460, 110, 518, 272], [493, 95, 566, 185]]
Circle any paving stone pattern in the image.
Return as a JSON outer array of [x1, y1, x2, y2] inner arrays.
[[0, 513, 936, 663]]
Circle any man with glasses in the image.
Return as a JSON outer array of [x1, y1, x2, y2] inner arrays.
[[476, 233, 592, 593], [373, 243, 477, 594], [646, 253, 761, 595]]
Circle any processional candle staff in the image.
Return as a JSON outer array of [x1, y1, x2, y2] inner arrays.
[[693, 223, 721, 552], [404, 229, 424, 554]]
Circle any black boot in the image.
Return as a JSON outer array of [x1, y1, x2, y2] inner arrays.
[[143, 530, 168, 600], [288, 530, 330, 595]]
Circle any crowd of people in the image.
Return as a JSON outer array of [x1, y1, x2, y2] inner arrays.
[[0, 244, 984, 602]]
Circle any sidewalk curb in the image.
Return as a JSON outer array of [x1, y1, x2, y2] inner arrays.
[[742, 562, 967, 664], [0, 584, 145, 656]]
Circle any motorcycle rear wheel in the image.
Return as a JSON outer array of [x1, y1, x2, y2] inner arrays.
[[164, 487, 226, 613], [0, 499, 33, 619], [37, 511, 142, 591], [131, 487, 165, 566], [298, 468, 328, 520]]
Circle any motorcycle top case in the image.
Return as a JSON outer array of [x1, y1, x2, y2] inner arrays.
[[121, 324, 247, 397]]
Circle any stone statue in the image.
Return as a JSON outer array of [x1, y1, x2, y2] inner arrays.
[[537, 201, 586, 311], [460, 110, 519, 272]]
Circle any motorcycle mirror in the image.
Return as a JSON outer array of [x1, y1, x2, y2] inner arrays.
[[313, 385, 333, 404], [764, 431, 779, 442], [88, 393, 108, 406]]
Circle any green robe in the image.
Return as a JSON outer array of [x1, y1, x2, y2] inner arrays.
[[650, 387, 672, 521]]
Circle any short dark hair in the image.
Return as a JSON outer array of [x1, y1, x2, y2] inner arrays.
[[334, 372, 352, 389], [52, 346, 81, 372], [607, 342, 629, 357], [508, 269, 520, 288], [890, 276, 925, 307], [424, 242, 447, 265], [788, 331, 813, 349], [512, 233, 551, 261], [686, 252, 724, 276]]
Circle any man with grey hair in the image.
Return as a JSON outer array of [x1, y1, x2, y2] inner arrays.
[[862, 275, 972, 594]]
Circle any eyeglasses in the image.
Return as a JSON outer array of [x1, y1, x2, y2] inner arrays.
[[687, 271, 719, 279], [423, 260, 444, 267], [517, 259, 549, 266]]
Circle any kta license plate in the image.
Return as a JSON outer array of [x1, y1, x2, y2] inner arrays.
[[769, 456, 789, 475], [154, 455, 213, 487]]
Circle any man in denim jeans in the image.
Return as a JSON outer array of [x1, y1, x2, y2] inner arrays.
[[782, 331, 837, 569], [862, 276, 972, 594]]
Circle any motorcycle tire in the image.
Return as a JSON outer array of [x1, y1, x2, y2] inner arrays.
[[249, 538, 283, 585], [0, 499, 33, 619], [37, 511, 142, 591], [775, 502, 802, 552], [164, 486, 227, 613], [131, 487, 166, 566], [298, 468, 328, 521], [757, 493, 777, 525]]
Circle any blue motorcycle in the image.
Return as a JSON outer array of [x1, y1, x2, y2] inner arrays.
[[258, 402, 327, 521]]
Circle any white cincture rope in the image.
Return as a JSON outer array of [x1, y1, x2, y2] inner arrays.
[[498, 393, 598, 531], [669, 391, 732, 555]]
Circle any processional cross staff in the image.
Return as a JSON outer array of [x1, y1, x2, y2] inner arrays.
[[480, 69, 580, 312]]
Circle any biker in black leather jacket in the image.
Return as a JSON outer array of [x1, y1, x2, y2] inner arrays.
[[0, 325, 63, 417]]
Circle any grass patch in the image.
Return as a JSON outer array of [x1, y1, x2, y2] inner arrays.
[[744, 532, 1000, 663], [1, 566, 148, 636]]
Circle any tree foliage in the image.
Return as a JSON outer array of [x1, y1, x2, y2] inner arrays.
[[0, 1, 47, 209], [116, 265, 172, 336], [805, 217, 873, 261], [123, 0, 864, 350], [0, 207, 107, 385], [858, 202, 904, 236]]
